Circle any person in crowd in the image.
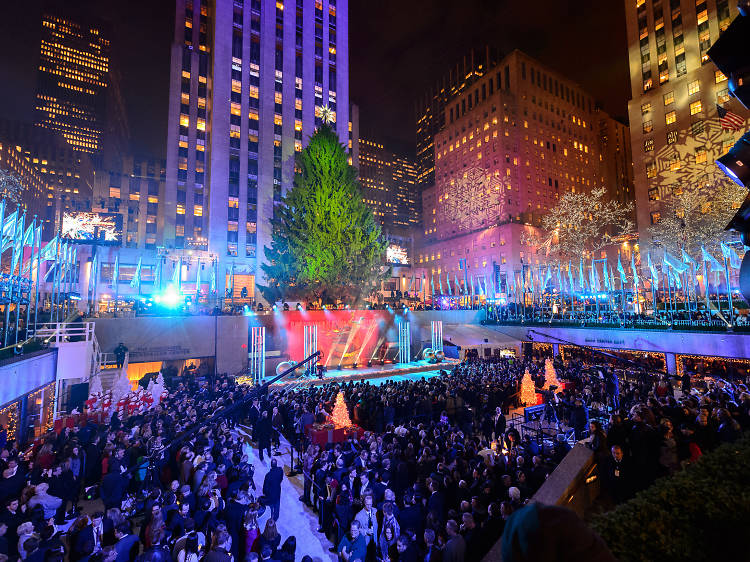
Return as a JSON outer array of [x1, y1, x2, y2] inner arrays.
[[337, 520, 366, 562], [262, 459, 283, 522]]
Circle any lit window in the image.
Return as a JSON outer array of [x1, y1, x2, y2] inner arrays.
[[644, 138, 654, 152], [688, 80, 700, 96], [231, 102, 241, 116], [715, 70, 727, 83], [180, 114, 189, 127], [665, 110, 677, 125], [194, 205, 203, 216], [689, 100, 702, 115], [181, 93, 190, 105], [177, 204, 185, 215], [197, 119, 206, 131], [695, 148, 707, 163], [109, 187, 120, 198], [717, 88, 731, 104], [643, 119, 653, 133], [641, 102, 651, 115], [663, 91, 674, 105]]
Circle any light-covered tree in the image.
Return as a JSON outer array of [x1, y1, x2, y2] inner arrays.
[[0, 169, 26, 204], [260, 124, 388, 304], [648, 178, 746, 256], [523, 188, 635, 262]]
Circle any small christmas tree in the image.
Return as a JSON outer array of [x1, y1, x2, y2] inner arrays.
[[88, 372, 103, 396], [111, 367, 132, 404], [330, 391, 352, 428], [151, 372, 166, 404], [543, 358, 562, 390], [520, 368, 538, 406]]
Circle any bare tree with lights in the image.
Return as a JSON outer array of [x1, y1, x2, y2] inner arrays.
[[0, 169, 26, 205], [648, 178, 745, 256], [523, 187, 635, 263]]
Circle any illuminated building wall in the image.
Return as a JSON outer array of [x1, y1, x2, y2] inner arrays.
[[93, 157, 167, 250], [415, 47, 498, 193], [624, 0, 748, 241], [357, 138, 418, 230], [35, 13, 111, 154], [418, 50, 618, 294], [165, 0, 351, 303], [0, 120, 94, 240], [0, 139, 48, 223]]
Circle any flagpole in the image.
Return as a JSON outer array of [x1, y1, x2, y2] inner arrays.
[[25, 218, 36, 337], [114, 256, 119, 318], [5, 212, 24, 347], [724, 256, 733, 327], [33, 221, 42, 334]]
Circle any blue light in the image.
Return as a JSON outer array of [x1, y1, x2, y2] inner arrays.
[[160, 285, 182, 308], [272, 304, 278, 311]]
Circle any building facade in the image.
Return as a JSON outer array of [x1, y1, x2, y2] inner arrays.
[[0, 139, 48, 223], [415, 47, 497, 193], [357, 138, 419, 231], [418, 50, 619, 296], [164, 0, 351, 302], [92, 157, 167, 250], [624, 0, 748, 241], [0, 120, 94, 239], [35, 13, 111, 154]]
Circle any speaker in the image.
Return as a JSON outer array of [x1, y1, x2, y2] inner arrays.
[[69, 383, 89, 412]]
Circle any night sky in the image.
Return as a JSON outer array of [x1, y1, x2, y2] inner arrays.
[[0, 0, 629, 159]]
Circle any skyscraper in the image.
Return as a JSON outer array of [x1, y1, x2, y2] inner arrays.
[[35, 13, 111, 154], [357, 138, 419, 231], [624, 0, 747, 240], [417, 50, 623, 292], [415, 47, 497, 192], [164, 0, 351, 301]]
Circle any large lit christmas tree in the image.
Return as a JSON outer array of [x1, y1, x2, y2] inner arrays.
[[330, 391, 352, 428], [520, 368, 538, 406], [543, 358, 562, 390]]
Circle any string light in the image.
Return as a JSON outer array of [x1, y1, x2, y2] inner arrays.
[[520, 369, 538, 406], [0, 403, 19, 442], [330, 392, 352, 428]]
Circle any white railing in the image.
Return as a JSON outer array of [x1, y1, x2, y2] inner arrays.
[[32, 322, 96, 343]]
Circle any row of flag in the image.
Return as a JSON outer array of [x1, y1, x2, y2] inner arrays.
[[421, 244, 743, 298]]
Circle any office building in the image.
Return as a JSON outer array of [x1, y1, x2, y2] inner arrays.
[[35, 13, 112, 154], [415, 47, 497, 192], [93, 156, 167, 250], [417, 50, 622, 294], [0, 138, 48, 223], [357, 138, 419, 230], [0, 120, 94, 238], [624, 0, 747, 239], [163, 0, 351, 301]]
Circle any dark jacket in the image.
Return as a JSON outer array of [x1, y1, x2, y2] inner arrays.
[[262, 466, 284, 504]]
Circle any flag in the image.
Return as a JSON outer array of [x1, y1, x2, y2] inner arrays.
[[210, 262, 217, 293], [631, 253, 639, 287], [454, 273, 461, 295], [430, 275, 435, 296], [112, 254, 120, 288], [720, 242, 741, 269], [543, 266, 552, 291], [578, 259, 586, 291], [664, 251, 689, 273], [130, 257, 142, 290], [11, 212, 26, 273], [446, 273, 452, 296], [647, 252, 659, 288], [89, 252, 98, 296], [173, 258, 182, 293], [617, 253, 627, 286], [701, 246, 723, 272], [567, 262, 574, 293], [1, 210, 18, 252], [438, 273, 444, 295], [590, 259, 600, 292], [556, 266, 563, 293], [45, 238, 60, 281], [408, 273, 415, 293], [603, 261, 611, 291], [195, 259, 202, 294], [717, 104, 745, 131], [22, 224, 42, 276], [681, 248, 696, 267]]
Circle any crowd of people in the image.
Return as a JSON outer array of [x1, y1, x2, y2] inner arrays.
[[0, 345, 747, 562]]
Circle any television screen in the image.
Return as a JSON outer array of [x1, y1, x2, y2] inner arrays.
[[62, 212, 122, 244], [386, 244, 409, 265]]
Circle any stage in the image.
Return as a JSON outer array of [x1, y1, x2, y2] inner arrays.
[[268, 358, 458, 388]]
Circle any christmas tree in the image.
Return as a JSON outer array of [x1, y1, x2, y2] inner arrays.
[[88, 372, 103, 396], [543, 358, 562, 390], [259, 124, 388, 304], [330, 391, 352, 428], [111, 367, 133, 404], [520, 368, 537, 406]]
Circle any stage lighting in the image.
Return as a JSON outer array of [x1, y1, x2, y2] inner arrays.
[[296, 303, 303, 310], [160, 285, 182, 308], [708, 12, 750, 108], [322, 304, 327, 310], [272, 304, 277, 311], [717, 131, 750, 187], [283, 302, 290, 311]]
